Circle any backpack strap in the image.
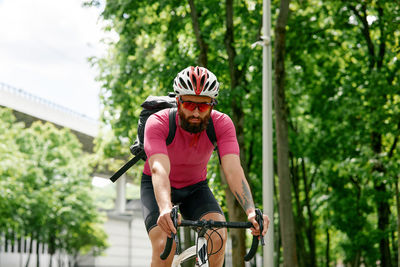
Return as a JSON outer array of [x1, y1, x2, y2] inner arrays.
[[206, 116, 217, 147], [110, 150, 146, 183], [206, 115, 221, 163], [167, 108, 177, 145]]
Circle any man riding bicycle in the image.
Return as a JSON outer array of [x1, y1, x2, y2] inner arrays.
[[140, 66, 269, 267]]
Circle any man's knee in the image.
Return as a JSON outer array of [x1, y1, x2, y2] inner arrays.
[[208, 228, 227, 251], [149, 227, 175, 266], [200, 212, 227, 253]]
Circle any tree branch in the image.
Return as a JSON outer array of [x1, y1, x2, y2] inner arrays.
[[388, 121, 400, 158], [377, 4, 386, 69], [348, 3, 376, 69], [188, 0, 208, 67]]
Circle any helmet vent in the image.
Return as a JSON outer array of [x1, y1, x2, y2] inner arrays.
[[188, 78, 194, 91], [204, 81, 209, 91], [200, 76, 205, 90], [191, 74, 196, 89], [209, 81, 216, 91], [179, 77, 188, 90]]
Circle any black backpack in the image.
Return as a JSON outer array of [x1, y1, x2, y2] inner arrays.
[[110, 93, 219, 182]]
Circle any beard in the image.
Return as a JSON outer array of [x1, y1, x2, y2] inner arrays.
[[178, 108, 211, 134]]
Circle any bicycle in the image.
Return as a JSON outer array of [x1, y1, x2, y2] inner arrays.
[[160, 206, 265, 267]]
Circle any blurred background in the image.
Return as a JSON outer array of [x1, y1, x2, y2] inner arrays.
[[0, 0, 399, 267]]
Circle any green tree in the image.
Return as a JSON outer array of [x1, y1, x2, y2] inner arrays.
[[284, 0, 400, 266], [0, 107, 108, 266]]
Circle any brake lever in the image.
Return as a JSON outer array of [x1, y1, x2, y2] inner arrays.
[[255, 209, 265, 246], [170, 206, 180, 252]]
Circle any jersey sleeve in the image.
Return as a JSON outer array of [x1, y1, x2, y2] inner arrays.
[[143, 110, 170, 159], [212, 111, 240, 157]]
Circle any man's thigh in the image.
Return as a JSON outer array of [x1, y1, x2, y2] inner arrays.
[[177, 181, 224, 221]]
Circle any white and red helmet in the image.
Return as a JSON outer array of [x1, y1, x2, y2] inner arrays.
[[173, 66, 219, 98]]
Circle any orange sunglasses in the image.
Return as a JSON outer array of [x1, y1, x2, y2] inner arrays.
[[178, 97, 217, 112]]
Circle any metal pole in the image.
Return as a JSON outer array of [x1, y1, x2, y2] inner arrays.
[[115, 174, 126, 213], [262, 0, 274, 265]]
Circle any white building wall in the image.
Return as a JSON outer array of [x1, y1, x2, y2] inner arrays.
[[78, 214, 151, 267], [130, 217, 152, 267]]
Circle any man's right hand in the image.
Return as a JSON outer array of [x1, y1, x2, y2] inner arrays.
[[157, 207, 178, 237]]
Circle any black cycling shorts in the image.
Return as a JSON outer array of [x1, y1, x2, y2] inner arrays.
[[140, 173, 224, 233]]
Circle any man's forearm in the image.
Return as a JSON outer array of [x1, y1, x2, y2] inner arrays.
[[232, 178, 255, 214], [221, 154, 256, 214], [149, 154, 172, 212], [152, 174, 172, 211]]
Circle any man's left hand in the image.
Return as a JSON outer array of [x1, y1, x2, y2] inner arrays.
[[247, 210, 270, 237]]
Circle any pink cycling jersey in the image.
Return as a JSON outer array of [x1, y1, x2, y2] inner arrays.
[[143, 108, 239, 189]]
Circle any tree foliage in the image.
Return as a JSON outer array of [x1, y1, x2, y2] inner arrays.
[[88, 0, 400, 266], [0, 107, 108, 263]]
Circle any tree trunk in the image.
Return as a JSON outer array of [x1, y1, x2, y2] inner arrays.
[[274, 0, 298, 266], [223, 0, 250, 266], [326, 229, 330, 267], [351, 250, 361, 267], [37, 239, 40, 267], [301, 159, 316, 267], [274, 171, 282, 267], [396, 178, 400, 267], [371, 132, 392, 267], [221, 169, 247, 267], [25, 236, 33, 267], [290, 156, 307, 267], [375, 181, 392, 267]]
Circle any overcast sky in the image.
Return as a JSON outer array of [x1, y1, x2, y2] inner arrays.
[[0, 0, 107, 119]]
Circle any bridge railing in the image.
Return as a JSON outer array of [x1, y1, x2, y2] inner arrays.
[[0, 82, 99, 137], [0, 82, 97, 122]]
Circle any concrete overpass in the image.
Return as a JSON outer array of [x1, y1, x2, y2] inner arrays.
[[0, 82, 98, 152]]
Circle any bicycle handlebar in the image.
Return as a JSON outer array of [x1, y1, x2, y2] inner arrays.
[[160, 206, 265, 261]]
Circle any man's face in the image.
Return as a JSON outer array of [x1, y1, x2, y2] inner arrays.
[[177, 95, 214, 133]]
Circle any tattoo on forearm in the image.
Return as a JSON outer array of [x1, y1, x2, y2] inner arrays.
[[234, 180, 255, 211]]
